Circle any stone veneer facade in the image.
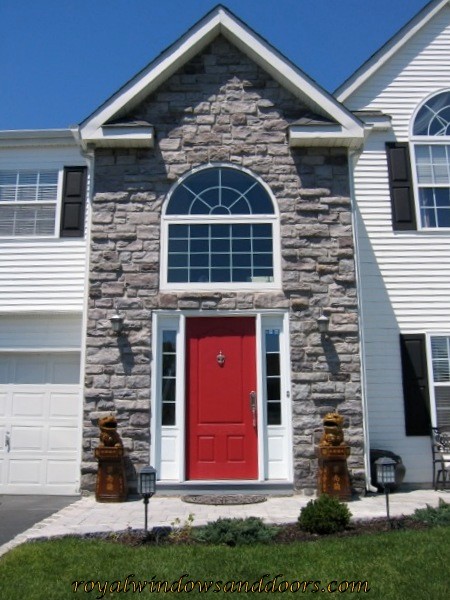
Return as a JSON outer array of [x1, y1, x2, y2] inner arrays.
[[82, 36, 364, 494]]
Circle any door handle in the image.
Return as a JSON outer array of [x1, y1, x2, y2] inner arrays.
[[249, 391, 257, 428], [5, 431, 10, 453]]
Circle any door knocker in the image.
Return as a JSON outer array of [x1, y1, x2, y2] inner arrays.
[[217, 351, 225, 366]]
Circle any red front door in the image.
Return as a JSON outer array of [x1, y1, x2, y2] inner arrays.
[[186, 317, 258, 480]]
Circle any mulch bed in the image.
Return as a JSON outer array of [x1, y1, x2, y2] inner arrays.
[[43, 515, 428, 547]]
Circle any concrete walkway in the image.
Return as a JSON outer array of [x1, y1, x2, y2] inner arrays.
[[0, 489, 448, 558]]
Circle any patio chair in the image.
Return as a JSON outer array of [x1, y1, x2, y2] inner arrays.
[[431, 427, 450, 490]]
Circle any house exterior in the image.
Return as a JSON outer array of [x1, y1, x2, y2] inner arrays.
[[5, 1, 449, 496], [78, 7, 365, 495], [337, 0, 450, 485]]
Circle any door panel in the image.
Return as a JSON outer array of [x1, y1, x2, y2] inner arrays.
[[186, 317, 257, 480], [0, 352, 81, 494]]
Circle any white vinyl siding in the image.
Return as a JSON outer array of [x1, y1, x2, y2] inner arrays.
[[344, 6, 450, 139], [0, 239, 86, 311], [0, 144, 88, 312], [345, 7, 450, 484]]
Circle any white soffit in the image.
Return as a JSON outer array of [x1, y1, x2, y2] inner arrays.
[[79, 5, 363, 147], [336, 0, 449, 102]]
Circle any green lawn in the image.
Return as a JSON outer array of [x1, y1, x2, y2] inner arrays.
[[0, 526, 448, 599]]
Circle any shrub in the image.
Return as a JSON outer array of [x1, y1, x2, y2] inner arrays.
[[169, 513, 195, 544], [193, 517, 277, 546], [298, 494, 352, 535], [412, 498, 450, 527]]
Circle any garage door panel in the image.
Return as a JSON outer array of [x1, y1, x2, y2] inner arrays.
[[48, 427, 78, 451], [8, 459, 42, 484], [0, 363, 8, 384], [0, 350, 81, 495], [47, 460, 79, 485], [0, 424, 6, 449], [49, 391, 80, 418], [0, 393, 7, 417], [50, 358, 80, 384], [11, 426, 45, 452], [12, 392, 46, 418], [13, 359, 48, 384]]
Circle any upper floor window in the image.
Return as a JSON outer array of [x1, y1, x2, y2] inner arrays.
[[0, 170, 59, 236], [412, 91, 450, 229], [0, 166, 87, 238], [162, 165, 279, 288]]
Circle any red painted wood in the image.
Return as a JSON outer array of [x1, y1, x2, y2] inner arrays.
[[186, 317, 257, 480]]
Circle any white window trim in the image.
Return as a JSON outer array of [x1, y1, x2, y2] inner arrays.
[[426, 332, 450, 429], [0, 163, 86, 240], [409, 89, 450, 232], [160, 164, 282, 291], [0, 167, 62, 239], [410, 140, 450, 232], [150, 310, 293, 483]]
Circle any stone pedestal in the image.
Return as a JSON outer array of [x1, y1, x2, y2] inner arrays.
[[95, 446, 127, 502], [317, 445, 351, 501]]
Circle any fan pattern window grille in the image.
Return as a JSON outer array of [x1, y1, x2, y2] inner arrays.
[[165, 167, 276, 284]]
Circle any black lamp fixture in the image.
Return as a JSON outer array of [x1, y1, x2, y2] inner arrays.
[[317, 313, 330, 335], [110, 313, 124, 335], [375, 456, 396, 527], [138, 465, 157, 532]]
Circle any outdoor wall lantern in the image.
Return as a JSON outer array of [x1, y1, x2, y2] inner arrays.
[[138, 465, 157, 532], [375, 456, 396, 527], [317, 314, 330, 335], [110, 313, 124, 335]]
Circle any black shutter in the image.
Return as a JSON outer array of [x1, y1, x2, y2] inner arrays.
[[400, 334, 431, 436], [60, 167, 87, 238], [386, 142, 416, 231]]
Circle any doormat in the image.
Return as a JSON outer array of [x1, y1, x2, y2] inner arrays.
[[182, 495, 267, 505]]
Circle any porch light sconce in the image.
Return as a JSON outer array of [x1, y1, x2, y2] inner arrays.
[[317, 314, 330, 335], [375, 456, 396, 527], [110, 313, 124, 335], [138, 465, 157, 533]]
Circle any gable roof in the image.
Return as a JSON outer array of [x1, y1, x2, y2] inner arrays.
[[79, 4, 363, 149], [336, 0, 449, 102]]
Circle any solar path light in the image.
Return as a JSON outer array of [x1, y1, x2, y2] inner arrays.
[[138, 466, 157, 532]]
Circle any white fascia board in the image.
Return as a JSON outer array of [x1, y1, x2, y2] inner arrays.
[[355, 114, 392, 131], [289, 123, 365, 148], [80, 6, 363, 144], [86, 125, 155, 148], [0, 129, 78, 148], [79, 13, 222, 142], [337, 0, 449, 102], [218, 11, 363, 135]]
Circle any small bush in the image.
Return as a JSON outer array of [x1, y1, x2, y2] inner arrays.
[[194, 517, 277, 546], [412, 498, 450, 527], [298, 494, 352, 535], [169, 514, 195, 544]]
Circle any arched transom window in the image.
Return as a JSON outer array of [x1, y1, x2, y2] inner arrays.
[[162, 166, 279, 287], [413, 91, 450, 228]]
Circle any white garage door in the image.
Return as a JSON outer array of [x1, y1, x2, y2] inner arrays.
[[0, 352, 81, 495]]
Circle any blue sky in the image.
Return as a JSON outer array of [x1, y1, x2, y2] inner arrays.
[[0, 0, 431, 130]]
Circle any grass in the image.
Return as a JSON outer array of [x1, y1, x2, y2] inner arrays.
[[0, 526, 449, 599]]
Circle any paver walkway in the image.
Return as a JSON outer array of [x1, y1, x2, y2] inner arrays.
[[0, 489, 447, 558]]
